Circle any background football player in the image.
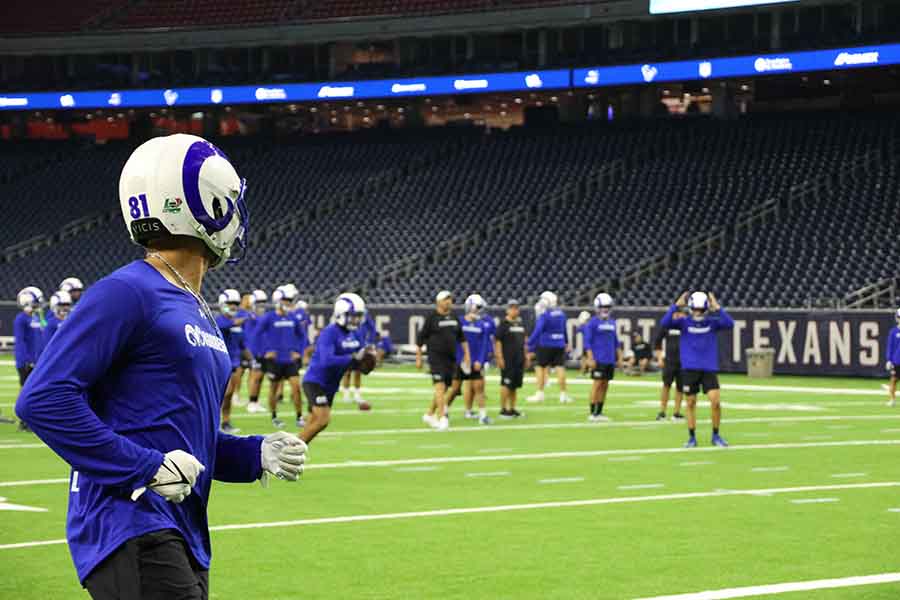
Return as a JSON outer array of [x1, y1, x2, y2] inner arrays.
[[257, 287, 308, 429], [244, 289, 269, 414], [216, 288, 246, 433], [527, 291, 573, 404], [583, 293, 622, 422], [886, 308, 900, 407]]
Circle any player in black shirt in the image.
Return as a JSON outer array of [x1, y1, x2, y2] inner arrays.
[[495, 299, 529, 419], [652, 309, 686, 421], [416, 290, 470, 431], [625, 333, 653, 375]]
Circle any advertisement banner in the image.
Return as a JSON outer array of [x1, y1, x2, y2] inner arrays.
[[1, 304, 893, 378]]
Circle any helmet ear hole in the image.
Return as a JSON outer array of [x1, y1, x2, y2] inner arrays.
[[211, 197, 224, 221]]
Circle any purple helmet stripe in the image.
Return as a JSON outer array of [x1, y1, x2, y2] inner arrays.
[[182, 140, 236, 234]]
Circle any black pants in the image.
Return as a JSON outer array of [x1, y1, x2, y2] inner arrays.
[[85, 529, 208, 600]]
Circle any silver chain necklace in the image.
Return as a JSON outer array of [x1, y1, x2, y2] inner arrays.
[[147, 252, 218, 330]]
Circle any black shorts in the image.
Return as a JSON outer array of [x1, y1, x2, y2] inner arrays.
[[591, 364, 615, 380], [500, 366, 524, 390], [17, 365, 33, 386], [682, 370, 720, 395], [250, 355, 265, 371], [536, 347, 566, 368], [240, 357, 251, 369], [456, 365, 484, 381], [429, 355, 457, 387], [84, 529, 208, 600], [266, 360, 300, 381], [662, 364, 683, 388], [304, 381, 336, 410]]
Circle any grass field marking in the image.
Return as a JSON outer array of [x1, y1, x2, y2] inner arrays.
[[618, 483, 665, 490], [881, 428, 900, 433], [477, 448, 516, 453], [751, 466, 789, 472], [888, 508, 900, 513], [2, 482, 898, 553], [2, 440, 899, 483], [830, 472, 868, 478], [790, 498, 840, 504], [632, 572, 900, 600], [680, 461, 714, 467], [465, 471, 510, 478], [360, 371, 887, 396], [5, 415, 900, 448], [801, 435, 833, 440], [0, 478, 67, 488], [538, 477, 585, 484], [416, 444, 452, 449]]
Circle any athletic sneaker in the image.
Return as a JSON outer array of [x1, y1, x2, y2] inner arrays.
[[221, 421, 241, 434], [422, 413, 437, 427], [231, 393, 247, 407], [436, 416, 450, 431], [499, 409, 514, 419], [671, 413, 686, 422], [464, 410, 479, 420], [559, 393, 574, 404], [526, 393, 544, 403], [684, 437, 698, 448], [509, 409, 524, 419], [656, 412, 667, 421], [357, 401, 372, 411], [888, 399, 897, 408], [17, 421, 31, 432], [593, 414, 610, 422], [479, 415, 492, 425], [296, 416, 306, 428], [712, 434, 729, 447], [271, 417, 285, 429], [246, 402, 263, 414]]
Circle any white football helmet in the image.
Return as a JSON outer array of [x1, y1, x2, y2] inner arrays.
[[218, 288, 241, 314], [59, 277, 84, 293], [296, 300, 309, 312], [17, 288, 41, 313], [577, 310, 591, 326], [50, 290, 73, 318], [594, 293, 613, 318], [688, 291, 710, 313], [279, 284, 298, 303], [540, 291, 558, 308], [251, 289, 268, 314], [23, 286, 44, 304], [534, 298, 549, 317], [334, 293, 366, 330], [119, 134, 248, 269], [464, 294, 486, 316], [895, 307, 900, 324]]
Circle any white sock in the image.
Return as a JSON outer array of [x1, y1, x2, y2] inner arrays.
[[341, 387, 350, 399], [479, 409, 487, 418], [536, 390, 544, 400], [354, 389, 362, 402]]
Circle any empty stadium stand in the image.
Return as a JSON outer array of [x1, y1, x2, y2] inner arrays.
[[0, 0, 125, 34], [2, 113, 898, 308]]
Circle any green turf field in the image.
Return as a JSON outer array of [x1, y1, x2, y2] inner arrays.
[[1, 361, 899, 599]]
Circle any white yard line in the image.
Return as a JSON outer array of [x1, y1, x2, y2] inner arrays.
[[830, 472, 867, 478], [2, 482, 896, 553], [618, 483, 665, 490], [0, 478, 67, 487], [1, 440, 899, 483], [538, 477, 585, 484], [751, 466, 789, 472], [465, 471, 510, 478], [790, 498, 839, 504], [680, 461, 715, 467], [632, 572, 900, 600]]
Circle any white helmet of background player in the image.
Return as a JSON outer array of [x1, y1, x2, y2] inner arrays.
[[576, 311, 591, 326], [281, 283, 299, 302], [218, 288, 241, 315], [334, 293, 366, 330], [251, 289, 268, 315], [50, 290, 73, 319], [540, 291, 558, 308], [593, 293, 613, 318], [272, 288, 292, 312], [296, 300, 309, 312], [59, 277, 84, 302], [119, 134, 248, 269], [23, 286, 45, 305], [464, 294, 486, 316], [17, 288, 41, 314], [688, 291, 710, 315]]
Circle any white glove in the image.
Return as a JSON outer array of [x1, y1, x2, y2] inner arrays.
[[132, 449, 205, 503], [888, 362, 895, 371], [261, 432, 308, 482]]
